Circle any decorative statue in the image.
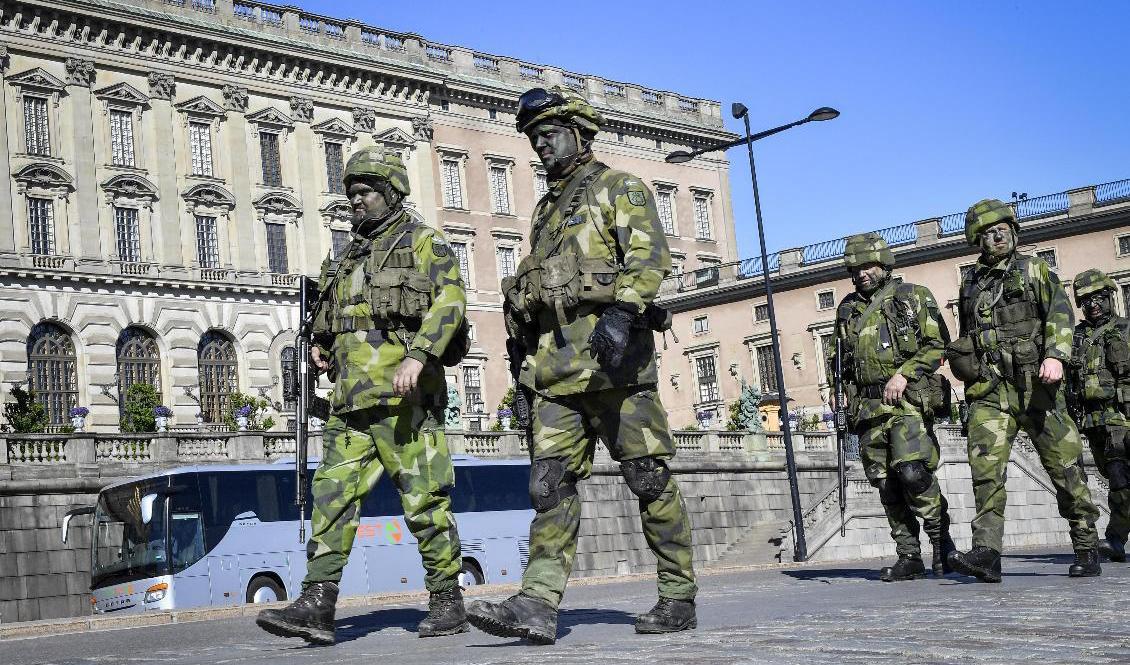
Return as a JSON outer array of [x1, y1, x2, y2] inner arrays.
[[738, 379, 764, 433], [444, 385, 463, 429]]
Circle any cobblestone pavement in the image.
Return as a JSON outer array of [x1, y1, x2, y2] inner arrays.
[[2, 549, 1128, 665]]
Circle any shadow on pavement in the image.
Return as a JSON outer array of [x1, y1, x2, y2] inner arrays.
[[780, 567, 882, 583], [464, 607, 637, 646], [1002, 552, 1073, 564], [333, 607, 427, 643]]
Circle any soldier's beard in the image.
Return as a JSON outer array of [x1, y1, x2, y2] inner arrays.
[[854, 270, 889, 296]]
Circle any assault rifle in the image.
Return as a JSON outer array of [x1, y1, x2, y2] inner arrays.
[[833, 337, 848, 537], [1065, 328, 1086, 427], [293, 276, 331, 543], [506, 337, 533, 435]]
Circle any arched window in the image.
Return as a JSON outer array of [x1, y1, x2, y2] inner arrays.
[[198, 331, 237, 424], [280, 345, 298, 411], [117, 327, 160, 408], [27, 322, 77, 425]]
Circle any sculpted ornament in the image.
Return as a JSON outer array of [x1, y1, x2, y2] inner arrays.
[[65, 58, 96, 87], [411, 115, 434, 141], [147, 72, 175, 100], [290, 96, 314, 122], [222, 85, 249, 112], [352, 107, 376, 132]]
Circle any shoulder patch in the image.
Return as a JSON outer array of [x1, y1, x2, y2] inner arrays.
[[431, 236, 450, 257], [626, 190, 646, 207]]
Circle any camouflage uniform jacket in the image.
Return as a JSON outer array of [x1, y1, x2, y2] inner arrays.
[[832, 278, 949, 423], [515, 158, 671, 396], [958, 251, 1074, 400], [312, 210, 466, 412], [1070, 314, 1130, 429]]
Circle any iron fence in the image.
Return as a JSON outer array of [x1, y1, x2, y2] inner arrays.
[[1097, 179, 1130, 205]]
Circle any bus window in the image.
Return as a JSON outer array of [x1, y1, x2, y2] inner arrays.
[[452, 465, 531, 513], [170, 512, 205, 573], [360, 476, 403, 518]]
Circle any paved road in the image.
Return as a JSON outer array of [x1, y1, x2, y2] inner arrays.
[[2, 549, 1128, 665]]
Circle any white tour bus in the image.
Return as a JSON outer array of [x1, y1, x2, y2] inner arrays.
[[61, 456, 532, 614]]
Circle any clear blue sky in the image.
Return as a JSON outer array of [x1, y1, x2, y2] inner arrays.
[[298, 1, 1129, 259]]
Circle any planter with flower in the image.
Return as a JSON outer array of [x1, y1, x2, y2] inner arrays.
[[235, 405, 252, 431], [70, 406, 89, 431], [497, 407, 513, 430], [154, 405, 173, 432]]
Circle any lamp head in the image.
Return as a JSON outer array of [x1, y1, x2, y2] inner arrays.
[[807, 107, 840, 122], [731, 102, 749, 119], [665, 150, 694, 164]]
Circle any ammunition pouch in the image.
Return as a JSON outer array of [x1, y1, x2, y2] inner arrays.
[[905, 373, 951, 418], [540, 254, 618, 325], [638, 303, 673, 333], [503, 255, 542, 326], [368, 268, 433, 322], [946, 336, 981, 383]]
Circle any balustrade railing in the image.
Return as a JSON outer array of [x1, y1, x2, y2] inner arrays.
[[1013, 192, 1069, 220], [1096, 179, 1130, 205]]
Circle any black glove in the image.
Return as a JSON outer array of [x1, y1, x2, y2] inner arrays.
[[589, 303, 638, 370]]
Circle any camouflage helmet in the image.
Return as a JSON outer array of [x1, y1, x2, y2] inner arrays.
[[843, 232, 895, 270], [515, 85, 605, 135], [343, 145, 411, 196], [1072, 268, 1117, 303], [964, 198, 1017, 246]]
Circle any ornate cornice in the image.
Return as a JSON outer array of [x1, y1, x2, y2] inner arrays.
[[253, 192, 302, 219]]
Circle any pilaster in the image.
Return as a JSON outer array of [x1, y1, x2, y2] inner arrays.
[[147, 73, 181, 265], [224, 87, 254, 271], [0, 46, 13, 254], [65, 58, 100, 260]]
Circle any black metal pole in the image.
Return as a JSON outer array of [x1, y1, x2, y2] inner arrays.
[[741, 110, 808, 561]]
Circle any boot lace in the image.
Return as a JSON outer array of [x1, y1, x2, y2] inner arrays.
[[647, 597, 677, 618]]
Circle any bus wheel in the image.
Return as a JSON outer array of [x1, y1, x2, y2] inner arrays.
[[247, 576, 286, 604], [458, 560, 485, 587]]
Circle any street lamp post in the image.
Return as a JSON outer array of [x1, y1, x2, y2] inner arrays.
[[667, 104, 839, 562]]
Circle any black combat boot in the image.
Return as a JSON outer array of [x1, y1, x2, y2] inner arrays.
[[466, 593, 558, 645], [1068, 549, 1102, 577], [417, 587, 469, 637], [932, 533, 957, 576], [255, 581, 338, 645], [1098, 538, 1127, 563], [947, 546, 1002, 583], [635, 597, 697, 634], [879, 555, 927, 582]]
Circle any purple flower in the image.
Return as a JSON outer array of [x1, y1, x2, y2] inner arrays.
[[236, 405, 253, 418], [497, 407, 513, 418], [154, 406, 173, 418], [70, 406, 89, 418]]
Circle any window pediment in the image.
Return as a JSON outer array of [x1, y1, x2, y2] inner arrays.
[[94, 82, 149, 107], [9, 67, 66, 92], [247, 106, 295, 129], [374, 127, 416, 148], [183, 183, 236, 210], [14, 163, 74, 192], [175, 95, 226, 118], [320, 199, 352, 226], [311, 117, 356, 138], [102, 174, 158, 201], [254, 192, 302, 219]]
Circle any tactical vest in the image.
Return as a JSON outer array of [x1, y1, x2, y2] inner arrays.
[[320, 219, 434, 337], [958, 254, 1043, 386], [1072, 317, 1130, 425], [838, 280, 922, 387], [503, 163, 619, 327]]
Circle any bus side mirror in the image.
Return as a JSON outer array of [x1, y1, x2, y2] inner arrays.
[[141, 493, 158, 525], [61, 505, 94, 544]]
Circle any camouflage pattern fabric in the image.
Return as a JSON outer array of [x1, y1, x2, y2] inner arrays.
[[965, 381, 1098, 551], [959, 249, 1098, 551], [1072, 269, 1118, 302], [519, 386, 696, 608], [515, 158, 672, 397], [342, 145, 411, 196], [1084, 426, 1130, 546], [832, 277, 951, 556], [312, 210, 467, 412], [964, 198, 1017, 245], [305, 401, 461, 592], [843, 232, 895, 269]]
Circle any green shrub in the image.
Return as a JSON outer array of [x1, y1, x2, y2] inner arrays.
[[223, 392, 275, 431], [2, 387, 49, 433], [121, 383, 160, 433]]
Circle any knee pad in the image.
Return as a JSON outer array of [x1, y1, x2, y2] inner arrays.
[[894, 461, 933, 496], [620, 456, 671, 503], [529, 458, 577, 512], [1106, 459, 1130, 492], [874, 477, 902, 505]]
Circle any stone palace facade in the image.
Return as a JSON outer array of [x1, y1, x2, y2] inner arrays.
[[0, 0, 737, 431]]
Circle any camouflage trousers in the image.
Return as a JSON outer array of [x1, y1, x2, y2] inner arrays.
[[856, 400, 950, 558], [966, 381, 1098, 551], [1084, 425, 1130, 546], [305, 402, 461, 593], [520, 384, 697, 608]]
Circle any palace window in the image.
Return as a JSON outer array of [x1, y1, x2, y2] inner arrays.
[[657, 189, 676, 236], [1118, 235, 1130, 257], [452, 241, 471, 284], [325, 141, 345, 194], [281, 345, 297, 411], [116, 327, 160, 412], [695, 354, 720, 403], [534, 171, 548, 199], [27, 197, 56, 255], [27, 322, 77, 426], [109, 109, 136, 167], [198, 331, 238, 424], [260, 131, 282, 187], [489, 165, 511, 215], [189, 121, 214, 177], [754, 303, 769, 322], [1035, 248, 1058, 270], [23, 96, 51, 157], [693, 193, 713, 240], [114, 207, 141, 262], [195, 215, 220, 268], [497, 245, 516, 279], [817, 290, 835, 311], [693, 315, 710, 335], [441, 158, 464, 209], [463, 365, 483, 414], [756, 344, 779, 393], [331, 229, 350, 259], [265, 222, 288, 273]]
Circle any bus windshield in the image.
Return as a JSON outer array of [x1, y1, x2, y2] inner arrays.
[[91, 482, 169, 588]]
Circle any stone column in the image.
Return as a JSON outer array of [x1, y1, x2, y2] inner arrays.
[[289, 96, 317, 275], [64, 58, 101, 261], [0, 46, 13, 254], [411, 115, 438, 226], [147, 73, 181, 266], [222, 85, 253, 271]]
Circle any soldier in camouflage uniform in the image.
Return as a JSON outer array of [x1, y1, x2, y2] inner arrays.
[[466, 86, 697, 645], [257, 146, 470, 644], [947, 199, 1100, 582], [831, 233, 955, 581], [1067, 269, 1130, 563]]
